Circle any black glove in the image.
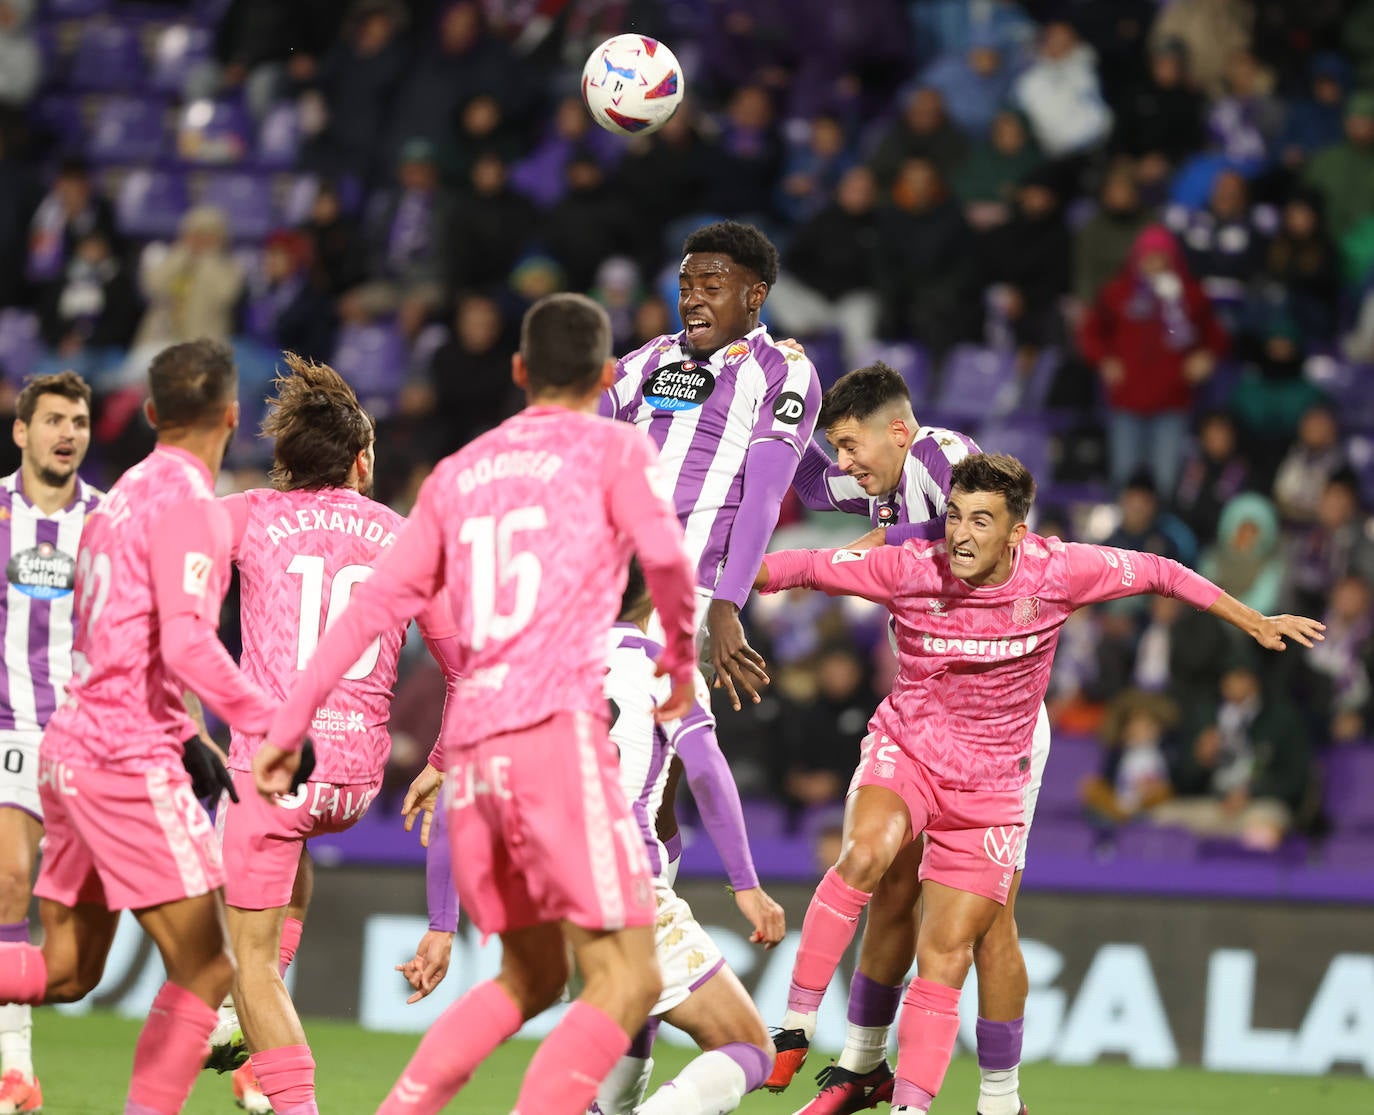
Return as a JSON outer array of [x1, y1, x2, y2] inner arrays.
[[290, 737, 317, 793], [182, 736, 238, 803]]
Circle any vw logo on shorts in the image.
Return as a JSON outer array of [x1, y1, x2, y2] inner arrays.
[[983, 825, 1021, 868]]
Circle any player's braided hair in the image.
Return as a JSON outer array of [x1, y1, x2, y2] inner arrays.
[[817, 362, 910, 430], [949, 453, 1037, 524], [682, 221, 779, 287], [263, 352, 374, 491]]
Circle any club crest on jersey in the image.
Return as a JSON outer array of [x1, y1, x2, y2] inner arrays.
[[644, 361, 714, 411], [6, 541, 76, 599], [1013, 597, 1040, 626], [725, 340, 750, 359]]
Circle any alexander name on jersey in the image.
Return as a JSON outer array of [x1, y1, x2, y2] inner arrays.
[[265, 508, 398, 548]]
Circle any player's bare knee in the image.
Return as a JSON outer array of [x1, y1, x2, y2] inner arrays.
[[45, 961, 100, 1004], [916, 933, 975, 987], [836, 839, 895, 892]]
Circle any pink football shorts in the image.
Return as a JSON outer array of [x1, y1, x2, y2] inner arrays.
[[34, 757, 225, 911], [446, 710, 655, 937], [217, 770, 378, 910], [849, 732, 1026, 905]]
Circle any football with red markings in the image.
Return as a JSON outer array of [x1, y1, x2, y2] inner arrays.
[[581, 34, 685, 137]]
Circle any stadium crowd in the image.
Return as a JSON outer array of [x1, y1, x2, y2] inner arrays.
[[0, 0, 1371, 856]]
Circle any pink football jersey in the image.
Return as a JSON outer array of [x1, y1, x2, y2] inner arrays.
[[44, 447, 240, 772], [762, 534, 1223, 792], [269, 406, 697, 762], [224, 486, 419, 786]]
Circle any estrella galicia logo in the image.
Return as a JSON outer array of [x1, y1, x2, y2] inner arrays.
[[644, 361, 715, 412], [772, 391, 807, 425], [7, 542, 77, 600]]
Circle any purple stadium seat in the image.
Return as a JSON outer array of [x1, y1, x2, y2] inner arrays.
[[256, 104, 302, 169], [30, 94, 85, 149], [1317, 832, 1372, 869], [68, 22, 144, 92], [0, 311, 42, 382], [1323, 746, 1374, 831], [1035, 732, 1101, 818], [199, 171, 275, 240], [116, 167, 188, 240], [330, 323, 409, 418], [1112, 823, 1201, 862], [976, 423, 1053, 482], [87, 95, 168, 164], [150, 24, 213, 94], [1025, 816, 1098, 857], [178, 99, 252, 164], [935, 345, 1018, 420]]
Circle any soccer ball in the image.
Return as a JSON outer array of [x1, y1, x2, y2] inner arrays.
[[581, 34, 684, 137]]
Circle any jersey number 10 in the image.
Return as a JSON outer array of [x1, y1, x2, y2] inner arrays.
[[286, 554, 381, 680]]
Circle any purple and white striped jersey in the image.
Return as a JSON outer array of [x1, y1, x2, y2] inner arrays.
[[601, 326, 821, 592], [795, 426, 981, 532], [605, 622, 714, 878], [0, 471, 101, 732]]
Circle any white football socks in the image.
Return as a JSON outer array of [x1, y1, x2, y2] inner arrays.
[[589, 1054, 653, 1115], [0, 1003, 33, 1080], [780, 1009, 817, 1041], [636, 1051, 749, 1115], [977, 1066, 1022, 1115], [836, 1022, 890, 1074]]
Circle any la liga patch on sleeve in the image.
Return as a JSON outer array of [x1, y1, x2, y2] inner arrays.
[[183, 551, 212, 597]]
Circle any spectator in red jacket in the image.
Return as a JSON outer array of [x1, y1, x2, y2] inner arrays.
[[1079, 224, 1228, 495]]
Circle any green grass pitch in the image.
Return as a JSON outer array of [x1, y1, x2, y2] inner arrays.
[[39, 1011, 1372, 1113]]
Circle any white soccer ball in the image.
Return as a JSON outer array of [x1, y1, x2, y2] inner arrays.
[[581, 34, 684, 137]]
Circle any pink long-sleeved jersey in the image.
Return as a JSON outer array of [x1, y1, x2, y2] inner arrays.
[[762, 534, 1224, 792], [44, 446, 276, 773], [223, 486, 459, 786], [268, 407, 698, 763]]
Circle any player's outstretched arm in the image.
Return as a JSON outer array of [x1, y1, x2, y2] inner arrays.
[[397, 796, 457, 1002], [1207, 592, 1326, 651], [753, 544, 904, 606], [1063, 544, 1326, 652]]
